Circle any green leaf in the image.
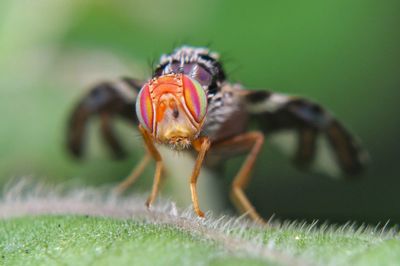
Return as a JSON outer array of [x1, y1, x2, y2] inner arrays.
[[0, 185, 398, 266], [0, 216, 274, 266]]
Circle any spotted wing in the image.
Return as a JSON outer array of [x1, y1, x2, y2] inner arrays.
[[243, 90, 368, 178], [67, 77, 142, 158]]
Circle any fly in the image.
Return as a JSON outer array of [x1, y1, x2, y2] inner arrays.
[[67, 46, 368, 222]]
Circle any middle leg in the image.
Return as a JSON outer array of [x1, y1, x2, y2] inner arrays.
[[113, 152, 152, 195], [211, 131, 265, 222]]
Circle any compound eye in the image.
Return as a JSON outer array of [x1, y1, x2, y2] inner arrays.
[[135, 84, 154, 132], [182, 75, 207, 123], [195, 65, 212, 86]]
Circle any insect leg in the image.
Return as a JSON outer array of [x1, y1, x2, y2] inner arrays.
[[113, 152, 152, 195], [190, 137, 211, 217], [137, 125, 164, 208], [212, 131, 265, 223]]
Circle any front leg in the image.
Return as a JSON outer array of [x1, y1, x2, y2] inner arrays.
[[190, 137, 211, 217], [137, 125, 164, 208]]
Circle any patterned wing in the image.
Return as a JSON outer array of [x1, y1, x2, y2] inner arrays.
[[243, 90, 368, 178], [67, 77, 142, 158]]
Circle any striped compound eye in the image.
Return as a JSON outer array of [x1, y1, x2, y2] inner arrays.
[[136, 74, 207, 134], [136, 84, 154, 132], [182, 75, 207, 123]]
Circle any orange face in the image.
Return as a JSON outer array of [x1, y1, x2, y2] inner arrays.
[[136, 73, 208, 149]]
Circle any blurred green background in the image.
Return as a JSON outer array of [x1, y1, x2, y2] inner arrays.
[[0, 0, 399, 224]]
